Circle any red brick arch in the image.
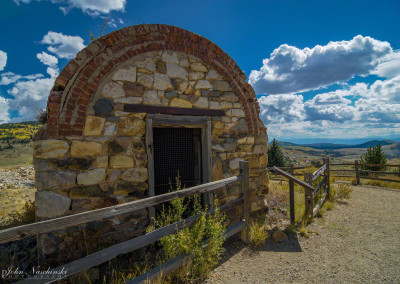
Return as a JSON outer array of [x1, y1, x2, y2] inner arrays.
[[41, 24, 265, 139]]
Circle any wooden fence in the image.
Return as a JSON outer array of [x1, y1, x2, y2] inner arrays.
[[0, 161, 251, 284], [330, 161, 400, 184], [269, 158, 330, 223]]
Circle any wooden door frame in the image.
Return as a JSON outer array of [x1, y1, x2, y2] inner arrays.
[[145, 114, 213, 221]]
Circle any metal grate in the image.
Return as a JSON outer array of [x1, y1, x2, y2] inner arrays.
[[153, 127, 202, 195]]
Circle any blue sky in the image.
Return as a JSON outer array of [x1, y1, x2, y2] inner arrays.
[[0, 0, 399, 143]]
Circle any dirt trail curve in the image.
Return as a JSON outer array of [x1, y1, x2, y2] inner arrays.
[[206, 185, 400, 283]]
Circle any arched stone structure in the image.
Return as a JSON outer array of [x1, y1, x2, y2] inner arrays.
[[33, 24, 268, 260]]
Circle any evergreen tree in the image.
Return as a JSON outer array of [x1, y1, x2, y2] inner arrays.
[[360, 143, 387, 173], [267, 139, 286, 167]]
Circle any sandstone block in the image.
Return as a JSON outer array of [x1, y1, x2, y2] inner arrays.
[[169, 98, 192, 108], [220, 92, 237, 102], [36, 191, 71, 218], [71, 141, 102, 157], [123, 82, 145, 97], [190, 62, 207, 72], [254, 144, 268, 154], [193, 97, 209, 108], [84, 116, 105, 136], [110, 155, 134, 168], [33, 158, 56, 171], [77, 169, 106, 185], [120, 168, 148, 182], [259, 154, 268, 167], [206, 69, 223, 80], [137, 74, 154, 88], [166, 62, 188, 80], [101, 81, 125, 98], [162, 51, 179, 64], [114, 181, 148, 195], [34, 139, 69, 159], [153, 73, 172, 90], [229, 157, 245, 170], [103, 122, 116, 136], [95, 156, 108, 168], [35, 171, 76, 190], [112, 66, 137, 82], [143, 90, 161, 105], [69, 185, 105, 197], [238, 137, 255, 144], [118, 117, 145, 136], [195, 80, 212, 89], [114, 97, 143, 104], [188, 72, 204, 80], [211, 80, 232, 91]]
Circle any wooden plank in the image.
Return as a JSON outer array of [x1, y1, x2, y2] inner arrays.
[[312, 164, 326, 181], [304, 173, 314, 221], [312, 187, 328, 217], [359, 170, 400, 175], [0, 176, 242, 244], [289, 164, 295, 224], [203, 118, 213, 208], [330, 169, 356, 172], [239, 161, 250, 243], [128, 221, 246, 284], [145, 117, 155, 222], [272, 167, 315, 193], [16, 198, 243, 284], [359, 176, 400, 183], [326, 158, 331, 200], [360, 164, 400, 167], [124, 104, 225, 117], [315, 176, 327, 193]]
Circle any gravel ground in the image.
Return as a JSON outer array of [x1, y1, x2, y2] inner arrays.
[[206, 185, 400, 283]]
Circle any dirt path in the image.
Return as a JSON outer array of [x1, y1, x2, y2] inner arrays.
[[206, 185, 400, 283]]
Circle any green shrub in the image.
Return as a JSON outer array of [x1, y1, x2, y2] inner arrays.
[[248, 220, 268, 247], [360, 143, 387, 175], [334, 183, 353, 200], [0, 200, 35, 230], [148, 176, 226, 282]]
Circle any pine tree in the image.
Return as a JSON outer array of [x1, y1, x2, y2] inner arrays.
[[360, 143, 387, 173], [267, 139, 286, 167]]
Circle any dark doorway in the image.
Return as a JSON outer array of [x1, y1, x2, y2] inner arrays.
[[153, 127, 202, 195]]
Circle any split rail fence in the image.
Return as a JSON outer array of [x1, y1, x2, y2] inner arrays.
[[330, 161, 400, 184], [268, 158, 331, 223], [0, 161, 251, 284]]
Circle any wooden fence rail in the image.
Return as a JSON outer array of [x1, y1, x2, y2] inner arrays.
[[0, 162, 251, 284], [271, 158, 330, 223], [330, 161, 400, 184]]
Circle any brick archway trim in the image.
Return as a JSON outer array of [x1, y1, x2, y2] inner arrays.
[[41, 24, 266, 139]]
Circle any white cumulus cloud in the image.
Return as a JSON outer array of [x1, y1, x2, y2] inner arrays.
[[0, 97, 10, 123], [0, 50, 7, 71], [0, 72, 43, 86], [36, 51, 58, 67], [249, 35, 393, 95], [13, 0, 126, 16], [40, 31, 86, 59]]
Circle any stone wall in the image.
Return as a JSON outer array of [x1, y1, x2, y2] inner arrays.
[[33, 24, 268, 261]]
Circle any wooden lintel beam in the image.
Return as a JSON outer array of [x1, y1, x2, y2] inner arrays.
[[124, 104, 225, 116]]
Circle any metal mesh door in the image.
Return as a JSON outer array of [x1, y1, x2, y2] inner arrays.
[[153, 127, 202, 195]]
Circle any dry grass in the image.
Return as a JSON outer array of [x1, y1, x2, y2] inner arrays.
[[248, 220, 269, 247]]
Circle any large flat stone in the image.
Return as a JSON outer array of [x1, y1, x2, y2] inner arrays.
[[153, 73, 173, 90], [118, 117, 146, 136], [166, 62, 188, 80], [84, 116, 106, 136], [112, 66, 137, 82], [71, 141, 102, 157], [101, 81, 125, 98], [110, 155, 134, 168], [195, 80, 212, 89], [34, 139, 69, 159], [120, 168, 148, 182], [35, 171, 76, 190], [211, 80, 232, 91], [36, 191, 71, 218], [143, 90, 161, 105], [137, 74, 154, 88], [169, 98, 192, 108], [77, 169, 106, 185]]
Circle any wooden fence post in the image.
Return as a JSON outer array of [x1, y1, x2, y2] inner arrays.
[[239, 161, 250, 243], [304, 172, 313, 222], [326, 157, 330, 199], [289, 164, 295, 224], [355, 160, 360, 185]]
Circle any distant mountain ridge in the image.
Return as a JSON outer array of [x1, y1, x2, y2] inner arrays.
[[270, 139, 396, 150]]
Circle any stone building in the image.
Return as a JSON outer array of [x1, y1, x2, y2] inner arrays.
[[33, 24, 269, 259]]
